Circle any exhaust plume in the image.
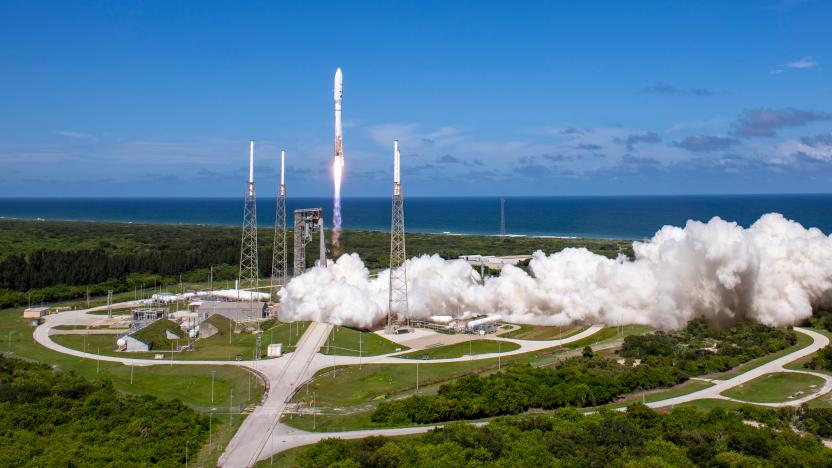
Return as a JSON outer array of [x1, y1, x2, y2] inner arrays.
[[278, 213, 832, 330]]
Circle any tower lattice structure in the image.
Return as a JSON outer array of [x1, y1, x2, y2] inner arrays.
[[239, 140, 259, 294], [500, 197, 506, 237], [388, 140, 408, 332], [271, 150, 288, 300]]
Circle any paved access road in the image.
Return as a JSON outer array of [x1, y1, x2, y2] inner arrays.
[[253, 327, 832, 464], [647, 327, 832, 409], [33, 304, 832, 466]]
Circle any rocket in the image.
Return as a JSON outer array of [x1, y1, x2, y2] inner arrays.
[[334, 68, 344, 172]]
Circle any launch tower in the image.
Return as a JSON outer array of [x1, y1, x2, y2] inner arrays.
[[293, 208, 325, 276], [239, 140, 260, 294], [387, 140, 409, 332], [270, 150, 288, 300]]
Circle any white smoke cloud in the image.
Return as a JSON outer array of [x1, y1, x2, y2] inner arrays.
[[278, 213, 832, 330]]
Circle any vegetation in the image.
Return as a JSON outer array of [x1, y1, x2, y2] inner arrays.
[[498, 323, 587, 340], [130, 318, 184, 351], [397, 339, 520, 360], [292, 405, 832, 467], [620, 319, 797, 376], [319, 326, 407, 356], [1, 309, 264, 409], [0, 219, 631, 309], [0, 355, 209, 466], [721, 372, 826, 403], [805, 345, 832, 372], [372, 320, 797, 425]]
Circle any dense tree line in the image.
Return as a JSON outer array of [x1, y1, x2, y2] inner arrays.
[[0, 219, 632, 309], [373, 321, 796, 425], [620, 319, 797, 375], [0, 356, 208, 466], [805, 346, 832, 372], [302, 405, 832, 467]]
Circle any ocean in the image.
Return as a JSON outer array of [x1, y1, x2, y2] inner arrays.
[[1, 195, 831, 240]]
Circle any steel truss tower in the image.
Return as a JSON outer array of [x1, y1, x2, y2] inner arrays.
[[500, 197, 506, 238], [293, 208, 324, 276], [387, 140, 408, 332], [271, 150, 288, 300], [239, 140, 259, 294]]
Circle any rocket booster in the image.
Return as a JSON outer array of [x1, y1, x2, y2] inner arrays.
[[334, 68, 344, 171]]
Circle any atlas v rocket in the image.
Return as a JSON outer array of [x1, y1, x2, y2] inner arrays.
[[334, 68, 344, 172]]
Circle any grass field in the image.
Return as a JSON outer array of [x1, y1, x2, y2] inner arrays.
[[709, 331, 812, 380], [319, 326, 407, 356], [290, 327, 618, 409], [721, 372, 825, 403], [50, 319, 310, 361], [499, 324, 588, 340], [607, 379, 715, 409], [0, 308, 264, 410], [565, 325, 652, 349], [676, 399, 753, 411], [397, 339, 520, 360]]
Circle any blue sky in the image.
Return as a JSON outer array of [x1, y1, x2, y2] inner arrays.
[[1, 0, 831, 197]]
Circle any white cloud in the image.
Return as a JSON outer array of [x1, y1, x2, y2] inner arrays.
[[784, 56, 818, 69]]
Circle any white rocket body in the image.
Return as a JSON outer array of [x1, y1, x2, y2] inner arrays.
[[334, 68, 344, 171]]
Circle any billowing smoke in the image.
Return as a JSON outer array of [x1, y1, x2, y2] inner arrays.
[[278, 213, 832, 330]]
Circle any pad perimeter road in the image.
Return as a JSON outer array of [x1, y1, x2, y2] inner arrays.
[[31, 302, 832, 467]]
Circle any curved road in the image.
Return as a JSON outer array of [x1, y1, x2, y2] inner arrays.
[[32, 305, 832, 466]]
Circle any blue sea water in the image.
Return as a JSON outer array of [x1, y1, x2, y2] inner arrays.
[[1, 195, 832, 240]]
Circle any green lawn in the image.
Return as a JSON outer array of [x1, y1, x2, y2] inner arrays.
[[709, 331, 812, 380], [721, 372, 825, 403], [397, 339, 520, 360], [291, 330, 614, 410], [319, 326, 407, 356], [0, 308, 264, 410], [566, 325, 653, 349], [50, 319, 310, 361], [607, 379, 715, 409], [499, 324, 588, 340], [675, 399, 753, 412]]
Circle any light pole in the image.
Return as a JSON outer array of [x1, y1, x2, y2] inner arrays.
[[185, 440, 189, 468], [211, 370, 216, 403], [498, 341, 501, 370], [229, 390, 233, 425], [312, 391, 317, 430], [7, 330, 15, 353], [416, 361, 419, 393]]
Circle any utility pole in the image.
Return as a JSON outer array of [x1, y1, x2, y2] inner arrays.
[[229, 389, 233, 425], [107, 290, 113, 319], [498, 341, 501, 370], [416, 361, 419, 392], [185, 440, 189, 468], [130, 360, 134, 384], [312, 391, 317, 430], [211, 370, 216, 404]]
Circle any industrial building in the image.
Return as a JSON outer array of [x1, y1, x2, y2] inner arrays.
[[22, 307, 49, 319], [411, 314, 503, 335], [196, 301, 268, 322]]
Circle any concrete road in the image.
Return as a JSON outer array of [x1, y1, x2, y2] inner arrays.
[[648, 327, 832, 409], [251, 327, 832, 465], [219, 321, 333, 467]]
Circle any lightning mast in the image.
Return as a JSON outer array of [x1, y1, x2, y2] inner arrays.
[[239, 140, 259, 295], [270, 150, 288, 300], [387, 140, 408, 333]]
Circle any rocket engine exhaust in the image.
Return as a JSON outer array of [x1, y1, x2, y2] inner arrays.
[[332, 67, 344, 256]]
